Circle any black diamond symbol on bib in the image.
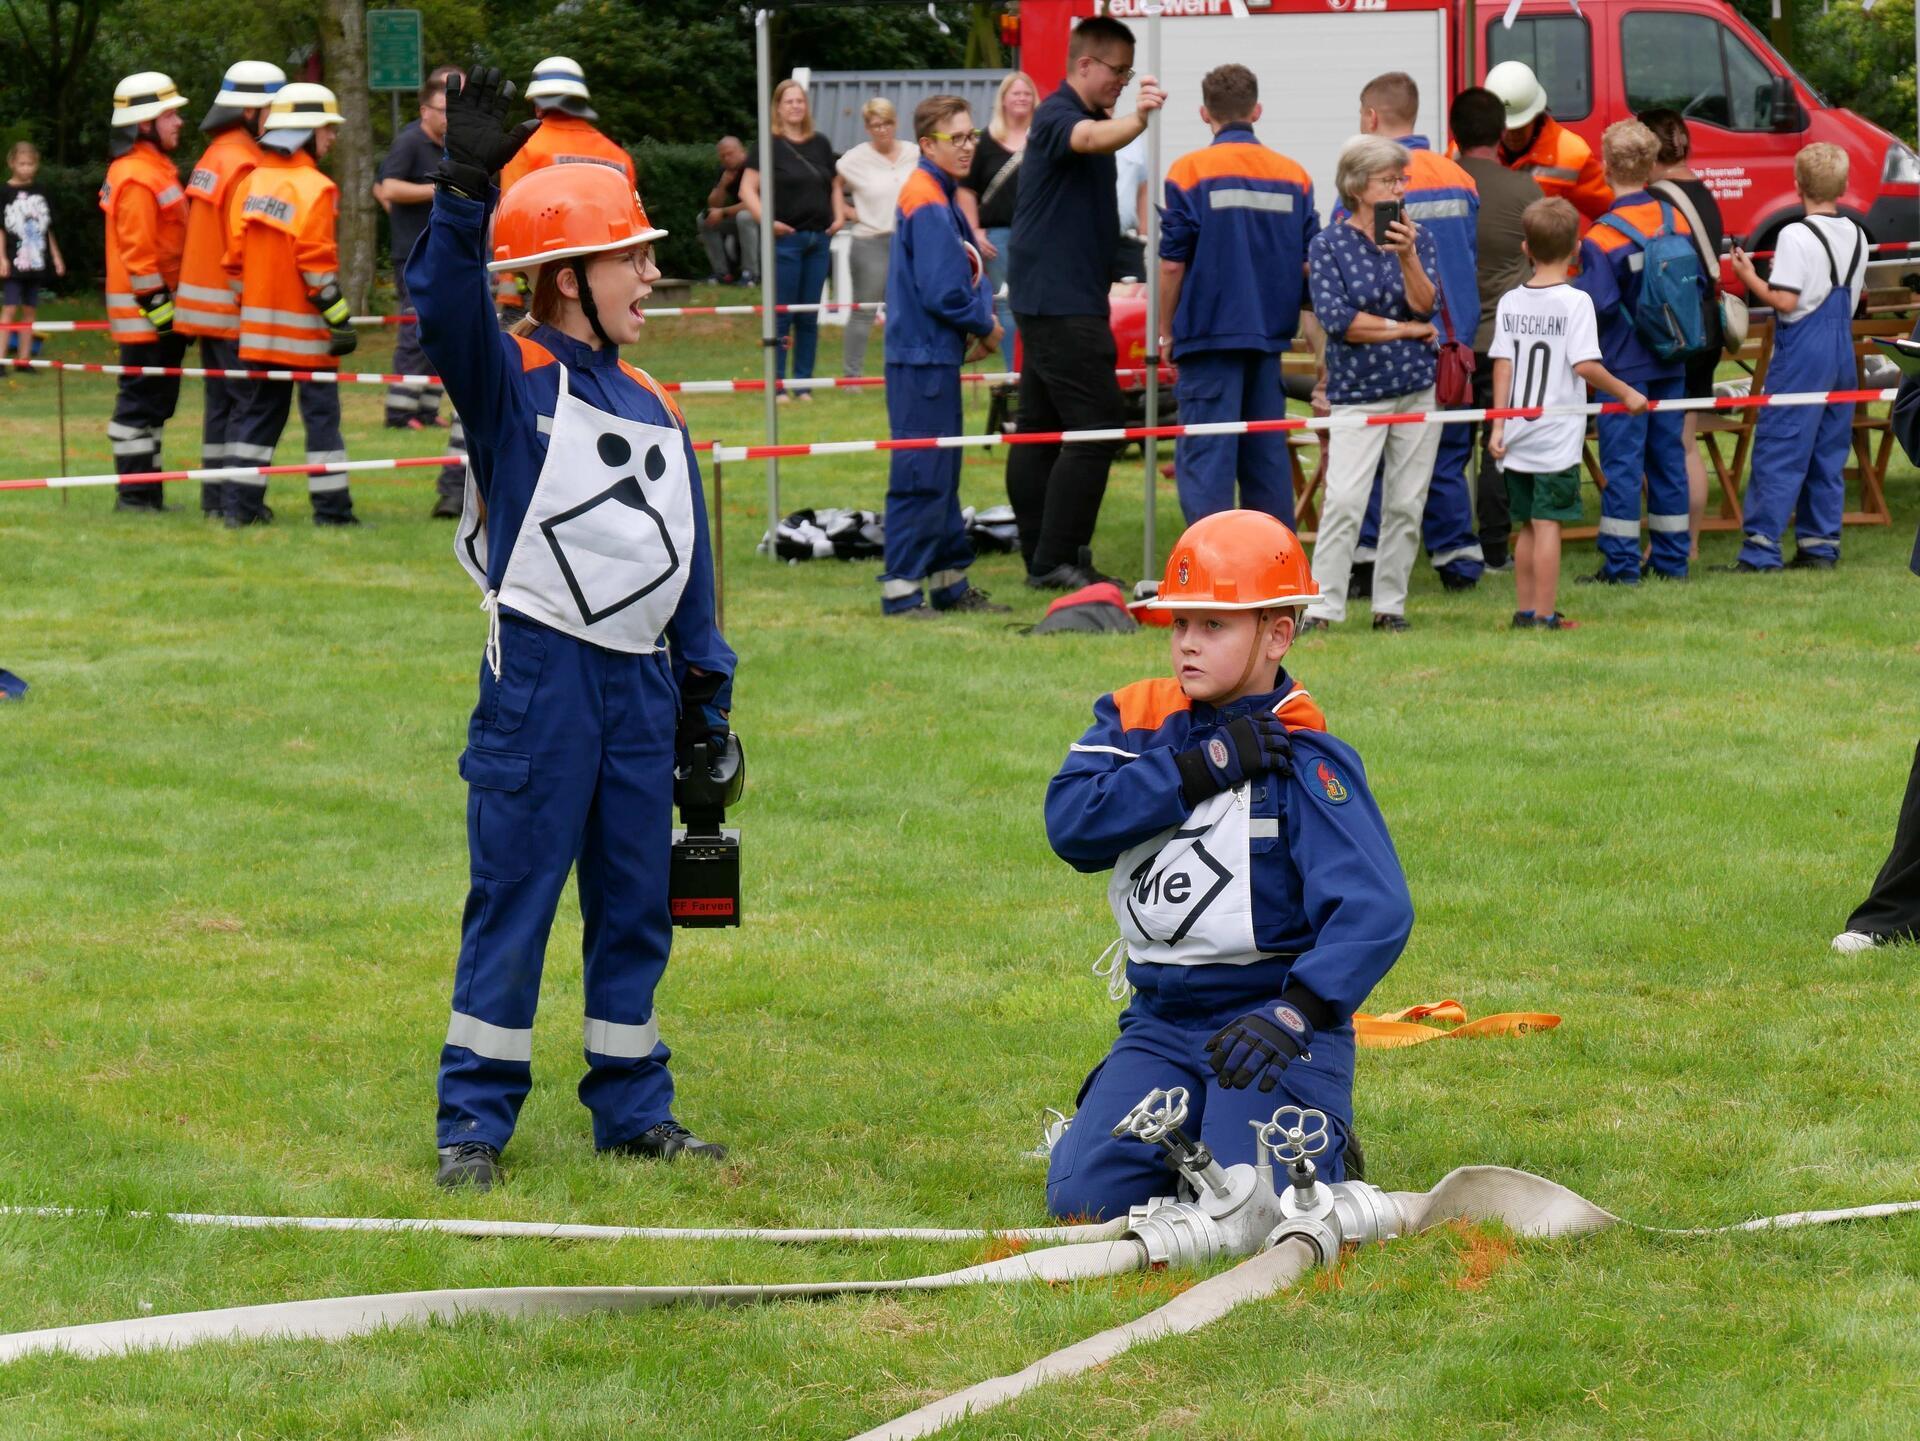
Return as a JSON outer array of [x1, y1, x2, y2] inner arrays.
[[1125, 831, 1232, 946], [539, 473, 680, 625]]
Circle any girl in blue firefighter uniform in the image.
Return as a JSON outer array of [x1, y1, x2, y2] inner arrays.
[[879, 94, 1005, 616], [406, 69, 734, 1190], [1044, 511, 1412, 1218]]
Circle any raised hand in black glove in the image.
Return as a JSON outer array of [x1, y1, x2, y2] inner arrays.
[[1174, 710, 1293, 806], [435, 66, 539, 199], [1205, 998, 1314, 1093]]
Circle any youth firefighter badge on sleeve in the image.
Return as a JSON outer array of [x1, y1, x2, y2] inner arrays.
[[1312, 759, 1351, 806]]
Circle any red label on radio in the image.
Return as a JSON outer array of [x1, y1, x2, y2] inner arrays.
[[671, 898, 736, 918]]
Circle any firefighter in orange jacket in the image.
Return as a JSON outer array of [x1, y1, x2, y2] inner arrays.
[[101, 71, 190, 511], [493, 58, 634, 322], [1485, 61, 1612, 226], [176, 60, 285, 516], [221, 82, 359, 527]]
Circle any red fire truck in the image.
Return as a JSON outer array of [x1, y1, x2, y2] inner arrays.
[[1020, 0, 1919, 252]]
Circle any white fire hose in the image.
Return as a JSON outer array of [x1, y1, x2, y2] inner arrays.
[[5, 1090, 1918, 1441]]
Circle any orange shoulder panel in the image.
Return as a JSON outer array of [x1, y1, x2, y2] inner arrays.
[[1408, 148, 1477, 194], [1171, 142, 1311, 188], [1274, 687, 1328, 734], [512, 334, 557, 371], [1112, 677, 1192, 733], [618, 360, 687, 427], [896, 167, 946, 217]]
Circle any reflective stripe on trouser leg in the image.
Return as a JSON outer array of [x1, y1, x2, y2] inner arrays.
[[1172, 351, 1241, 523], [1306, 401, 1397, 624], [1046, 998, 1356, 1220], [109, 334, 187, 501], [879, 362, 972, 613], [200, 336, 242, 512], [439, 621, 605, 1151], [576, 647, 681, 1150], [1595, 406, 1649, 580], [226, 377, 295, 521], [297, 381, 354, 514], [1370, 387, 1442, 618], [1641, 377, 1690, 577], [389, 306, 438, 422], [1741, 295, 1855, 568], [1422, 420, 1484, 577]]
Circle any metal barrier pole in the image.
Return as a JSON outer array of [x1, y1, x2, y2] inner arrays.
[[1141, 1, 1163, 582], [757, 8, 781, 545]]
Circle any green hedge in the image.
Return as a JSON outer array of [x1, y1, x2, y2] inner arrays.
[[631, 139, 723, 282]]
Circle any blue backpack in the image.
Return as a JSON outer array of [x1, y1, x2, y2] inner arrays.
[[1596, 201, 1710, 361]]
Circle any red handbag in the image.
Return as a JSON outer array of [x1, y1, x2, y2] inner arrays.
[[1434, 290, 1476, 408]]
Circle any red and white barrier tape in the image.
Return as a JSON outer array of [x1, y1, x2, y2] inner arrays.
[[2, 356, 1174, 392], [0, 301, 891, 334], [706, 387, 1898, 462]]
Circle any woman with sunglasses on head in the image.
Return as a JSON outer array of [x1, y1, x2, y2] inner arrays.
[[406, 68, 735, 1192]]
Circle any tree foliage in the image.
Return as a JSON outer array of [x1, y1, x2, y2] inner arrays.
[[1792, 0, 1917, 147]]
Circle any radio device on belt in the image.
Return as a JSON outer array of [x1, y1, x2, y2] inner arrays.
[[670, 734, 744, 927]]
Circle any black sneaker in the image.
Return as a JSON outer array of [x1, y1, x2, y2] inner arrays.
[[1575, 568, 1636, 585], [1511, 611, 1538, 629], [1025, 563, 1098, 591], [430, 493, 463, 520], [605, 1120, 728, 1162], [1787, 551, 1837, 570], [313, 511, 362, 528], [1073, 547, 1125, 588], [1372, 613, 1409, 633], [436, 1141, 501, 1191], [1438, 570, 1479, 593], [1347, 562, 1374, 600], [939, 587, 1010, 614]]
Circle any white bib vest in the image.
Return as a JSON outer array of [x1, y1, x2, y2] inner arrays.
[[1107, 785, 1279, 968], [458, 363, 695, 671]]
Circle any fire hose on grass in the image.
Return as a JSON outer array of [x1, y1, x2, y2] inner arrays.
[[4, 1085, 1919, 1441]]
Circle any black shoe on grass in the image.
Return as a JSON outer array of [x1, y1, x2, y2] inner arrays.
[[606, 1121, 728, 1162], [436, 1141, 501, 1191]]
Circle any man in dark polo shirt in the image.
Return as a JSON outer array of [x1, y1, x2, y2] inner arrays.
[[375, 65, 466, 515], [1006, 15, 1166, 589]]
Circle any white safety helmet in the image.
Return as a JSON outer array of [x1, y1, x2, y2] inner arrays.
[[215, 60, 288, 109], [111, 72, 189, 127], [260, 82, 345, 151], [525, 56, 591, 104], [1484, 60, 1548, 130]]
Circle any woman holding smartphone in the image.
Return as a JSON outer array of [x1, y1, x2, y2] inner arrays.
[[1299, 135, 1442, 634]]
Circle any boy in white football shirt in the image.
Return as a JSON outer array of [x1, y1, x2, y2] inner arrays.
[[1489, 198, 1647, 629]]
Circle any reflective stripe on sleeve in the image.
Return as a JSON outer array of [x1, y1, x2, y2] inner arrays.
[[1207, 187, 1295, 214], [1528, 164, 1579, 182], [1405, 198, 1471, 221], [445, 1011, 533, 1063], [302, 271, 338, 288], [155, 186, 185, 206], [583, 1015, 661, 1059], [128, 273, 165, 289]]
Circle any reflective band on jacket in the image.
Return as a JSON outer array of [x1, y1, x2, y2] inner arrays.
[[582, 1015, 660, 1058], [445, 1011, 533, 1063], [302, 271, 337, 288], [128, 273, 165, 289], [1405, 199, 1471, 221], [178, 282, 237, 305], [1207, 188, 1295, 214], [1527, 164, 1579, 182], [240, 332, 332, 358], [155, 187, 184, 207], [241, 305, 327, 331]]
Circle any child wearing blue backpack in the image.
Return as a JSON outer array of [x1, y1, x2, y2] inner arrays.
[[1724, 144, 1865, 573], [1574, 120, 1703, 585]]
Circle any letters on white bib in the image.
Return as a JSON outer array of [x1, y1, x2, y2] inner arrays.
[[456, 363, 695, 654], [1107, 788, 1262, 967]]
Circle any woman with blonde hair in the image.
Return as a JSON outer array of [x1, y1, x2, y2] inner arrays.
[[742, 78, 844, 398], [958, 69, 1036, 361], [835, 95, 916, 378]]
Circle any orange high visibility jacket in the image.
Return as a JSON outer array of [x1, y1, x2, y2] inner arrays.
[[497, 114, 636, 195], [100, 142, 187, 346], [176, 126, 262, 340], [1501, 116, 1613, 226], [225, 150, 342, 369]]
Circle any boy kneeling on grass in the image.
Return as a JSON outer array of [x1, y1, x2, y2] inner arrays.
[[1041, 510, 1413, 1218], [1489, 197, 1648, 630]]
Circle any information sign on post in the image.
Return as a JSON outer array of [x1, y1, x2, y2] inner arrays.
[[367, 9, 424, 92]]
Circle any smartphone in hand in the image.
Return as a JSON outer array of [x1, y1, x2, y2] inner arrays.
[[1373, 200, 1403, 246]]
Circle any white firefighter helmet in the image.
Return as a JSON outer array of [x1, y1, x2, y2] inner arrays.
[[525, 56, 591, 104], [261, 83, 345, 132], [215, 60, 288, 109], [1484, 60, 1548, 130], [111, 72, 190, 127]]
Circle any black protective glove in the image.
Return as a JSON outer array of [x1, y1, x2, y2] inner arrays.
[[1174, 711, 1293, 807], [138, 288, 175, 333], [676, 668, 730, 770], [313, 283, 357, 356], [435, 66, 539, 199], [1205, 997, 1316, 1093]]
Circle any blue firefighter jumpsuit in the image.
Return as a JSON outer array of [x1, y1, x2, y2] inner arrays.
[[1738, 219, 1865, 569], [1351, 139, 1484, 585], [1042, 676, 1412, 1219], [408, 187, 735, 1155], [1159, 124, 1318, 528], [879, 158, 997, 614], [1575, 193, 1693, 581]]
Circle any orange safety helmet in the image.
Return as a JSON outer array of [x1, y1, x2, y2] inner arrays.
[[487, 163, 666, 274], [1137, 509, 1319, 612]]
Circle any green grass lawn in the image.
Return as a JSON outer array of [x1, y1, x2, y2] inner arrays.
[[3, 292, 1920, 1439]]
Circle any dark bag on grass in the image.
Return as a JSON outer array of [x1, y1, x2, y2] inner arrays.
[[1028, 582, 1138, 635]]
